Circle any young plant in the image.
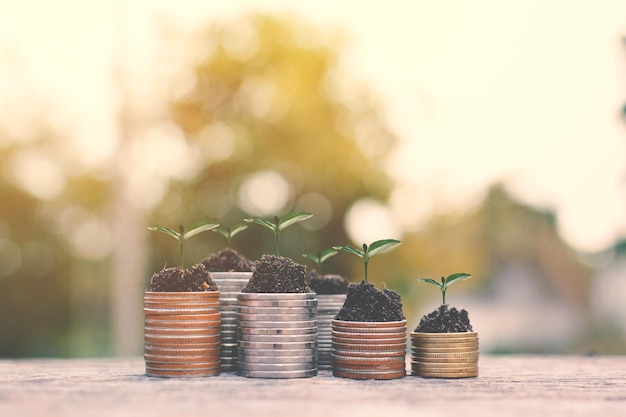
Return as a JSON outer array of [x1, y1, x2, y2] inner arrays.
[[212, 223, 249, 248], [148, 221, 220, 270], [333, 239, 401, 283], [244, 211, 313, 257], [302, 247, 338, 275], [418, 273, 472, 305]]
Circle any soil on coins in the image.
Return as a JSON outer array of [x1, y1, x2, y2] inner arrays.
[[308, 270, 350, 294], [202, 248, 253, 272], [148, 263, 218, 292], [242, 254, 312, 293], [335, 280, 405, 322], [415, 304, 473, 332]]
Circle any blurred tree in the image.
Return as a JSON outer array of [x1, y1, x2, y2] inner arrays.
[[149, 13, 398, 274], [0, 130, 111, 357]]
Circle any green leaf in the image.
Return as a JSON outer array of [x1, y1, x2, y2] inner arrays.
[[244, 217, 277, 231], [443, 273, 472, 290], [147, 226, 181, 240], [213, 227, 230, 239], [278, 211, 313, 230], [302, 253, 320, 262], [319, 247, 339, 263], [333, 245, 365, 259], [184, 221, 220, 239], [418, 278, 444, 289], [229, 223, 249, 237], [367, 239, 401, 257]]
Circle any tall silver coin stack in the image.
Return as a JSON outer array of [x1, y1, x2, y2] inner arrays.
[[316, 294, 347, 370], [237, 292, 318, 378], [209, 272, 252, 372]]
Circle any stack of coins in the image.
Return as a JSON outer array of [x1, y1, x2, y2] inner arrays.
[[316, 294, 347, 370], [210, 272, 252, 372], [410, 331, 479, 378], [331, 319, 407, 380], [237, 293, 318, 379], [143, 291, 221, 377]]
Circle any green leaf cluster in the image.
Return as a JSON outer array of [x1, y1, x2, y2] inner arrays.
[[418, 273, 472, 305], [148, 221, 219, 269], [334, 239, 401, 283], [302, 247, 339, 275], [244, 211, 313, 257]]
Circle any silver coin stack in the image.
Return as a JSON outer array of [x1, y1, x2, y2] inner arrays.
[[237, 292, 318, 378], [316, 294, 347, 370], [209, 272, 252, 372]]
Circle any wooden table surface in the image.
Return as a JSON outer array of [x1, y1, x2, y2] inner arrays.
[[1, 355, 625, 417]]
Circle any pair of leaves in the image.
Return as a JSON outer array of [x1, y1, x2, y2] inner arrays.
[[244, 212, 313, 232], [213, 223, 248, 243], [303, 247, 338, 264], [333, 239, 401, 260], [419, 273, 472, 291], [148, 221, 220, 242]]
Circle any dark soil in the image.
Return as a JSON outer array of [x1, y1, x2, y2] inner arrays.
[[415, 304, 473, 333], [201, 248, 253, 272], [147, 263, 218, 292], [335, 280, 405, 322], [242, 254, 312, 293], [308, 270, 349, 294]]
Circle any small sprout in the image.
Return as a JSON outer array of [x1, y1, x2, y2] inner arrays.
[[418, 273, 472, 305], [333, 239, 401, 283], [148, 221, 220, 270], [302, 247, 339, 275], [212, 223, 249, 248], [245, 211, 313, 257]]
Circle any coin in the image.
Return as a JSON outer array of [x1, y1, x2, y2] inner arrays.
[[412, 346, 478, 354], [333, 341, 406, 352], [237, 306, 317, 315], [237, 301, 318, 309], [332, 319, 406, 328], [411, 331, 477, 338], [411, 355, 478, 364], [333, 368, 405, 380], [144, 311, 220, 319], [239, 340, 317, 350], [412, 351, 479, 359], [239, 333, 318, 343], [237, 320, 317, 329], [144, 347, 221, 356], [237, 369, 317, 379], [413, 369, 478, 378], [331, 348, 406, 358], [144, 327, 221, 336], [237, 362, 316, 372], [236, 313, 316, 322], [333, 336, 407, 345], [238, 348, 316, 357], [144, 353, 221, 363], [144, 334, 221, 345], [238, 354, 316, 364], [239, 326, 317, 335]]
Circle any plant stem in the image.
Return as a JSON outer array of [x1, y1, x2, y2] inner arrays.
[[364, 258, 369, 283], [442, 289, 446, 305], [179, 225, 185, 270]]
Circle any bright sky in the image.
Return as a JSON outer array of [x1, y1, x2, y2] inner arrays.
[[0, 0, 625, 253]]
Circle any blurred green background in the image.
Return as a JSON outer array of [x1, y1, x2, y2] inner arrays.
[[0, 2, 625, 357]]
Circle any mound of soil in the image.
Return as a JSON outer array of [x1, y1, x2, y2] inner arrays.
[[201, 248, 253, 272], [242, 254, 311, 293], [415, 304, 473, 333], [148, 263, 218, 292], [308, 270, 349, 295], [335, 280, 405, 322]]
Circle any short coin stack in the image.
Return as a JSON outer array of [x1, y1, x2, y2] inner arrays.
[[331, 319, 407, 380], [316, 294, 347, 370], [237, 293, 318, 378], [209, 272, 252, 372], [410, 331, 479, 378], [143, 291, 221, 377]]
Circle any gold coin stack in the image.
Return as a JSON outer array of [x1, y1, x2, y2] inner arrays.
[[410, 331, 479, 378], [331, 319, 407, 380], [144, 291, 221, 377]]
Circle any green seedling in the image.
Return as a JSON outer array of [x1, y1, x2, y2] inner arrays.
[[418, 273, 472, 305], [244, 211, 313, 257], [148, 221, 220, 269], [212, 223, 249, 248], [302, 247, 339, 275], [333, 239, 401, 283]]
